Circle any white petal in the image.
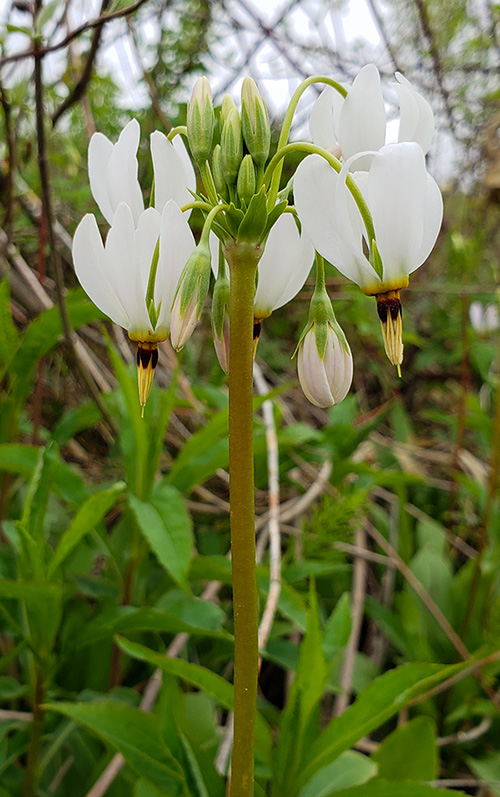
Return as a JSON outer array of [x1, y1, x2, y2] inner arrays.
[[367, 143, 427, 283], [136, 207, 162, 297], [485, 303, 500, 331], [156, 200, 196, 326], [107, 120, 144, 227], [173, 134, 197, 196], [309, 86, 342, 149], [324, 326, 353, 403], [394, 73, 434, 154], [298, 329, 334, 407], [409, 171, 443, 274], [338, 65, 386, 165], [295, 155, 379, 291], [469, 301, 484, 332], [151, 131, 196, 212], [105, 202, 149, 331], [72, 213, 129, 328], [210, 231, 224, 279], [88, 133, 114, 224]]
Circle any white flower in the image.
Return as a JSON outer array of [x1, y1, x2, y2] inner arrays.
[[309, 65, 434, 168], [210, 213, 314, 318], [297, 323, 353, 408], [469, 301, 500, 334], [88, 120, 196, 228], [294, 142, 443, 367], [73, 199, 195, 339]]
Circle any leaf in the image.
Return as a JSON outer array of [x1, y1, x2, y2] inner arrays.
[[297, 661, 470, 790], [372, 717, 438, 781], [73, 606, 232, 649], [330, 780, 467, 797], [116, 637, 234, 708], [48, 482, 126, 578], [323, 592, 352, 661], [298, 751, 378, 797], [43, 700, 190, 795], [129, 482, 193, 590], [166, 409, 228, 493], [0, 281, 18, 373]]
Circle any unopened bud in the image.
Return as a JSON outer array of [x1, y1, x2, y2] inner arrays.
[[241, 77, 271, 167], [297, 322, 353, 408], [212, 144, 228, 199], [170, 241, 211, 350], [187, 76, 215, 165], [221, 107, 243, 187], [237, 154, 256, 205]]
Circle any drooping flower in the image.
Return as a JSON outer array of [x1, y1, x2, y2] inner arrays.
[[469, 300, 500, 334], [297, 321, 353, 408], [294, 142, 443, 368], [309, 65, 435, 168]]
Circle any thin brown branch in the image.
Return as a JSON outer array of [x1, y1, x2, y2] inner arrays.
[[51, 0, 111, 127], [0, 0, 151, 69]]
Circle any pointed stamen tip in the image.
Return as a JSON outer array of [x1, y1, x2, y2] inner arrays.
[[397, 363, 402, 378], [136, 342, 159, 411]]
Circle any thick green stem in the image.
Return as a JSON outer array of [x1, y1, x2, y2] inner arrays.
[[23, 668, 44, 797], [226, 241, 260, 796]]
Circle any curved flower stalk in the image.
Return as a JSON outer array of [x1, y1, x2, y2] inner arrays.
[[309, 64, 435, 166], [294, 142, 443, 368], [75, 121, 197, 411]]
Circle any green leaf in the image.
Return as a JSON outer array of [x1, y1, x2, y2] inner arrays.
[[44, 700, 189, 795], [330, 780, 467, 797], [166, 409, 228, 493], [48, 482, 126, 578], [73, 606, 232, 649], [274, 584, 328, 792], [129, 482, 193, 590], [0, 281, 18, 373], [297, 661, 470, 790], [372, 717, 438, 781], [298, 751, 377, 797], [323, 592, 352, 661], [237, 187, 268, 241]]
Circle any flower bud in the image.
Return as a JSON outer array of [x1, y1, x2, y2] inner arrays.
[[237, 154, 256, 205], [212, 144, 228, 199], [187, 76, 215, 165], [297, 322, 353, 408], [241, 77, 271, 167], [221, 107, 243, 187], [170, 240, 211, 350]]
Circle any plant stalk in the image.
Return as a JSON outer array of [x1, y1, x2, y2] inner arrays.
[[226, 242, 260, 796], [23, 668, 44, 797]]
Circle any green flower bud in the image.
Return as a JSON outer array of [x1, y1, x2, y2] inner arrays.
[[220, 94, 238, 127], [170, 239, 212, 350], [187, 76, 215, 165], [221, 107, 243, 187], [241, 77, 271, 167], [236, 154, 256, 205], [212, 144, 228, 199]]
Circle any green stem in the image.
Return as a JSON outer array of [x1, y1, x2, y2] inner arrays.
[[263, 142, 376, 246], [167, 125, 187, 141], [315, 253, 326, 292], [23, 668, 44, 797], [226, 241, 260, 796], [269, 75, 347, 207]]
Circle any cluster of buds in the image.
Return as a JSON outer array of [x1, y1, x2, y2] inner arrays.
[[72, 65, 443, 413]]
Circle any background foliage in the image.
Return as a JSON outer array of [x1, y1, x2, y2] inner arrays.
[[1, 0, 500, 794]]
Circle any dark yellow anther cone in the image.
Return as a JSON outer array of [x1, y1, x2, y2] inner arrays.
[[376, 290, 403, 372], [136, 342, 158, 416]]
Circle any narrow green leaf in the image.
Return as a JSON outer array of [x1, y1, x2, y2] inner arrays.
[[129, 482, 193, 590], [43, 700, 190, 796], [331, 780, 467, 797], [372, 717, 438, 781], [298, 751, 378, 797], [48, 482, 126, 578], [298, 661, 470, 789]]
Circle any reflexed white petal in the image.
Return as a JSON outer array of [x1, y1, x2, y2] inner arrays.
[[309, 86, 342, 149], [210, 231, 223, 279], [72, 213, 129, 328], [107, 120, 144, 227], [88, 133, 114, 224], [156, 200, 196, 327], [338, 65, 386, 166], [106, 202, 149, 331], [367, 143, 427, 283], [151, 131, 196, 212], [254, 214, 314, 315], [409, 171, 443, 274], [394, 73, 434, 154], [173, 134, 197, 196]]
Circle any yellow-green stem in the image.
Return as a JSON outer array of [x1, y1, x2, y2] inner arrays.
[[23, 668, 44, 797], [226, 241, 260, 796]]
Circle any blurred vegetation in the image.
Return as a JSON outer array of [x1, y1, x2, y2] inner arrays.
[[1, 0, 500, 795]]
